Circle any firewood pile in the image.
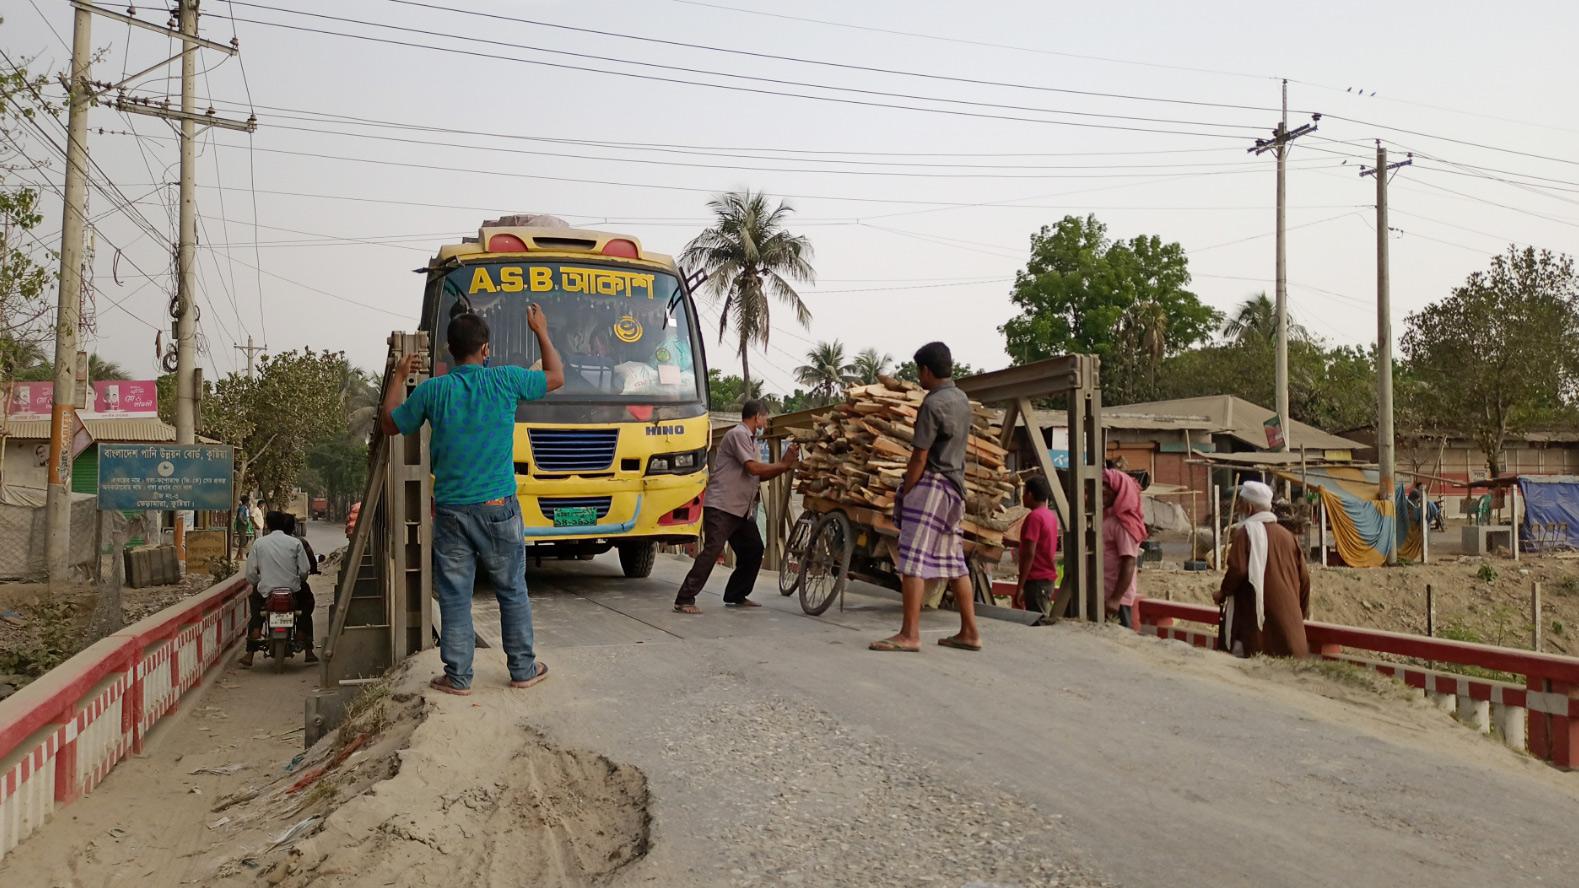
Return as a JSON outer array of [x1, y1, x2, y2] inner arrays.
[[791, 375, 1019, 543]]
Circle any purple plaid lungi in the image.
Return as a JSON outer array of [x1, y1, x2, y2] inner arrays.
[[895, 471, 968, 580]]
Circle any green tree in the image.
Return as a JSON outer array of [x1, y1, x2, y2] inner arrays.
[[794, 339, 855, 404], [999, 214, 1220, 403], [14, 352, 128, 382], [896, 359, 977, 383], [706, 368, 764, 412], [304, 438, 367, 520], [1400, 246, 1579, 475], [851, 347, 893, 385], [682, 190, 815, 391], [0, 54, 57, 384], [202, 349, 350, 505]]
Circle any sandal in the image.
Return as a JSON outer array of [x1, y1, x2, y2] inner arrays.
[[938, 635, 982, 652], [509, 661, 549, 690], [428, 675, 472, 696], [723, 599, 761, 608], [868, 638, 920, 653], [673, 604, 702, 615]]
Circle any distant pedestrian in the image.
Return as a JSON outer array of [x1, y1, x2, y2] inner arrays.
[[381, 307, 565, 695], [673, 399, 798, 614], [240, 510, 315, 667], [871, 341, 982, 653], [1016, 475, 1060, 619], [1102, 468, 1146, 627], [234, 494, 257, 559], [1215, 480, 1310, 657]]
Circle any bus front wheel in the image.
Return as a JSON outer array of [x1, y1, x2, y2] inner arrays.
[[617, 541, 656, 579]]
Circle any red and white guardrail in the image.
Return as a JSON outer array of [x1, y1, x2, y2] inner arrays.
[[1133, 597, 1579, 770], [0, 575, 249, 862]]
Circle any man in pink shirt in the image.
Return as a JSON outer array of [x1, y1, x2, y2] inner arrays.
[[1102, 468, 1146, 627], [1016, 476, 1060, 618]]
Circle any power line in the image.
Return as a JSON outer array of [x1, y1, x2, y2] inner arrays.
[[150, 136, 1352, 209], [668, 0, 1285, 85], [221, 10, 1264, 140], [370, 0, 1294, 115], [1323, 114, 1579, 170], [149, 93, 1245, 160], [212, 122, 1337, 180]]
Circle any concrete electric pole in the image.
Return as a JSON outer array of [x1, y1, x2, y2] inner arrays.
[[100, 0, 253, 567], [1248, 81, 1318, 454], [235, 334, 263, 378], [1360, 143, 1412, 564], [43, 5, 93, 588]]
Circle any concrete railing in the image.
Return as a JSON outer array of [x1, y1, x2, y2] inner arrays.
[[1133, 597, 1579, 770], [0, 574, 249, 861]]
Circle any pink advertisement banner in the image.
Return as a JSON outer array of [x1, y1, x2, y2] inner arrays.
[[3, 380, 160, 421]]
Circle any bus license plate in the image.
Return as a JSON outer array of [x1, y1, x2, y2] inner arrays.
[[553, 507, 597, 528], [268, 613, 294, 629]]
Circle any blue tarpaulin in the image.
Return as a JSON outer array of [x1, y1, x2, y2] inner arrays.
[[1518, 476, 1579, 551]]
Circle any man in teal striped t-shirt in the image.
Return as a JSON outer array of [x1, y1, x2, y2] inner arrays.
[[381, 307, 565, 695]]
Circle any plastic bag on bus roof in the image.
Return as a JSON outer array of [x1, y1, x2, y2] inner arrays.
[[482, 213, 570, 229]]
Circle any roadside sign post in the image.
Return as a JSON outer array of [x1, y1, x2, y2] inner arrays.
[[96, 444, 235, 512]]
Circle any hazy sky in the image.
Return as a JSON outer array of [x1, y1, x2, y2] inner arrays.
[[7, 0, 1578, 401]]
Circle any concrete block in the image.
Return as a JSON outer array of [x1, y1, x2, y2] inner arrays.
[[1456, 694, 1491, 733], [1493, 703, 1528, 751], [1428, 691, 1457, 714]]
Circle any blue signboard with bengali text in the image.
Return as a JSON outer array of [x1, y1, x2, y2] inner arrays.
[[97, 444, 235, 511]]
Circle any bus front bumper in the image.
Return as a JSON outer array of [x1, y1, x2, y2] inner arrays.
[[516, 473, 704, 544]]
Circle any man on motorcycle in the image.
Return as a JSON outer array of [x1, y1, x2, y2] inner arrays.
[[240, 510, 316, 667]]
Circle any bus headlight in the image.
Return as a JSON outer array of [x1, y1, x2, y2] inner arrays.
[[647, 448, 706, 475]]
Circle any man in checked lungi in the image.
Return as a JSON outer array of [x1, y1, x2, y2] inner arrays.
[[870, 341, 983, 653]]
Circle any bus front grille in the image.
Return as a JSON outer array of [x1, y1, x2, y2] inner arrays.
[[528, 428, 619, 473], [539, 496, 613, 520]]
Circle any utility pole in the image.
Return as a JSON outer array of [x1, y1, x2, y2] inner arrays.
[[1361, 143, 1412, 564], [1248, 81, 1319, 454], [175, 0, 199, 446], [235, 334, 263, 378], [44, 5, 93, 588], [91, 0, 253, 570]]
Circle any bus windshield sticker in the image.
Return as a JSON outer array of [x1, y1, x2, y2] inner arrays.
[[467, 265, 657, 299], [613, 314, 644, 343]]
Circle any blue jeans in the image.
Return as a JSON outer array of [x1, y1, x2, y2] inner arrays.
[[433, 499, 536, 689]]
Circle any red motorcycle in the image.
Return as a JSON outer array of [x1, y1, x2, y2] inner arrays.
[[262, 587, 300, 673]]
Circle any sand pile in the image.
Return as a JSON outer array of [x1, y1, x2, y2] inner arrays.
[[208, 657, 651, 887]]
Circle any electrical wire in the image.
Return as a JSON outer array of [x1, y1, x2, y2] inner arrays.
[[221, 10, 1265, 140], [368, 0, 1294, 115]]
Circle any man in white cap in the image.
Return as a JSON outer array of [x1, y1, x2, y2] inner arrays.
[[1213, 480, 1310, 657]]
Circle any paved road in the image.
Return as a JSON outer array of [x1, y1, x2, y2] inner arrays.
[[460, 552, 1579, 887], [8, 548, 1579, 887]]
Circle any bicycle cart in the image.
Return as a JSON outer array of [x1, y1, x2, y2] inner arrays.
[[781, 496, 1002, 616]]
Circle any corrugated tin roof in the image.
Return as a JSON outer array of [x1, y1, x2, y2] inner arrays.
[[1032, 409, 1226, 433], [1103, 395, 1363, 452], [1, 416, 179, 442]]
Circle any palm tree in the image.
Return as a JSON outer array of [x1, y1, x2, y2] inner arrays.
[[88, 354, 127, 380], [682, 190, 815, 390], [340, 366, 381, 442], [1223, 292, 1309, 344], [851, 347, 893, 385], [794, 340, 856, 404]]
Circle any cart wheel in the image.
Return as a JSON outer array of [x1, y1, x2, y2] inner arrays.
[[779, 511, 816, 597], [798, 511, 852, 616]]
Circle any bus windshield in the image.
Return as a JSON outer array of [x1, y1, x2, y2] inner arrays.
[[435, 261, 703, 403]]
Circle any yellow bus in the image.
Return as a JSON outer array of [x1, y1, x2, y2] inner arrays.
[[418, 215, 709, 577]]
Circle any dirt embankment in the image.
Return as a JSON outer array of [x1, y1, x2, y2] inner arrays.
[[205, 661, 652, 888], [1139, 555, 1579, 655], [0, 573, 221, 698]]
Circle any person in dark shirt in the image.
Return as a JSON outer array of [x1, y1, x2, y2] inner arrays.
[[672, 399, 798, 614], [870, 341, 983, 653]]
